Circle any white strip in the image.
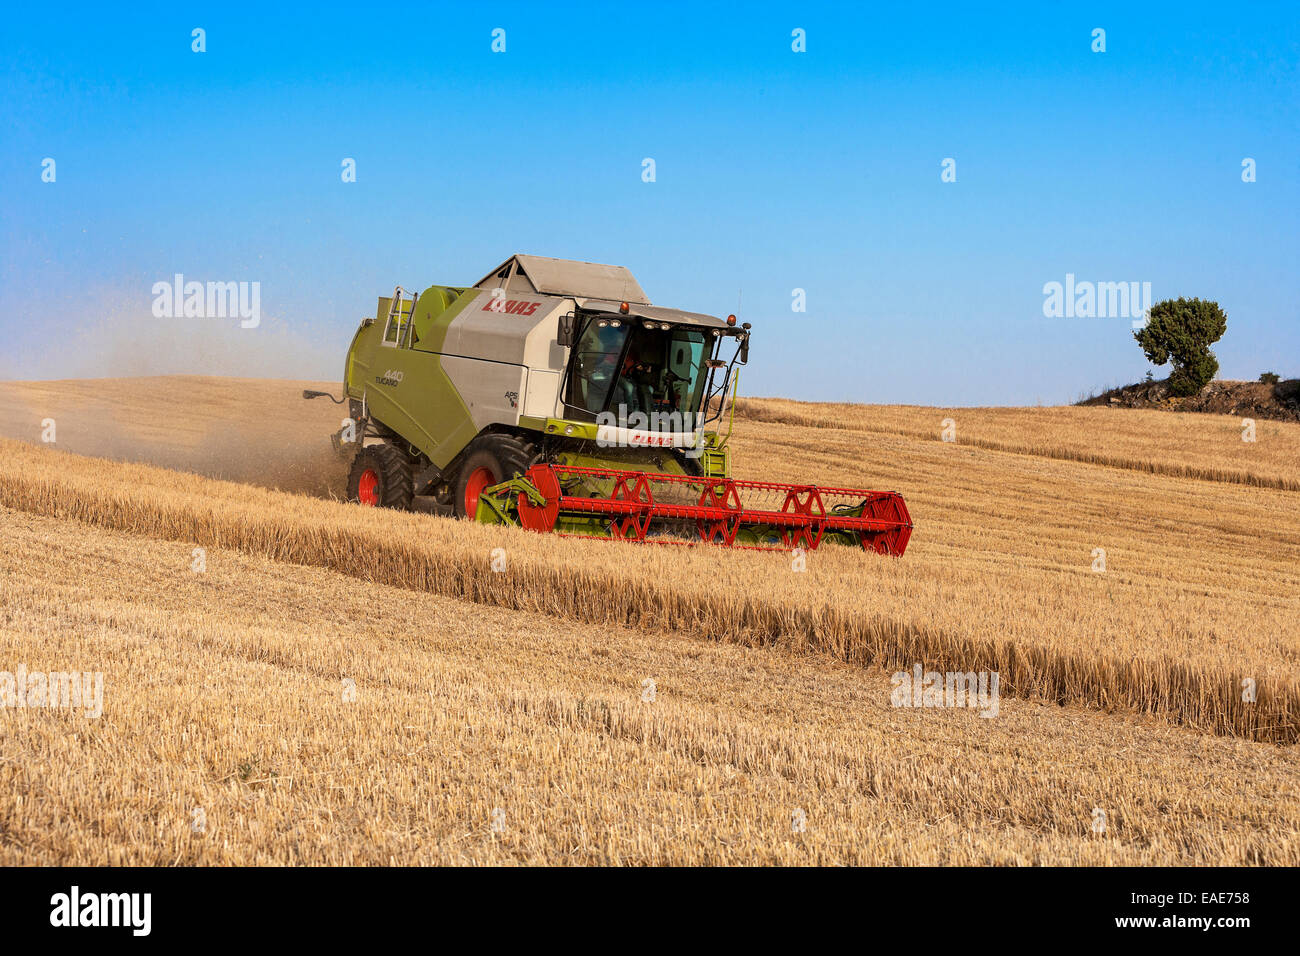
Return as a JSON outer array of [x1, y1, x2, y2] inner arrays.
[[595, 425, 700, 449]]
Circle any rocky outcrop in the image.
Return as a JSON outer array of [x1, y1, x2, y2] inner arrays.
[[1080, 378, 1300, 422]]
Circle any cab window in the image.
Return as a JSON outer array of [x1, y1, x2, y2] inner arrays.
[[565, 317, 629, 414], [613, 327, 708, 418]]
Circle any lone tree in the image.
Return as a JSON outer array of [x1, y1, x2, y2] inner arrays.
[[1134, 297, 1227, 396]]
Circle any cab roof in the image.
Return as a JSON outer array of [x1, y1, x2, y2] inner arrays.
[[471, 255, 729, 330], [473, 254, 649, 304], [577, 299, 730, 331]]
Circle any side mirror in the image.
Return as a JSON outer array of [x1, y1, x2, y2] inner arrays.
[[739, 335, 750, 365], [557, 312, 577, 348]]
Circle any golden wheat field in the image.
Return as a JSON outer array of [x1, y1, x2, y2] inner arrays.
[[0, 376, 1297, 865], [737, 396, 1300, 491]]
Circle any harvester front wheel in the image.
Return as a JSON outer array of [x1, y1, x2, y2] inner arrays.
[[453, 434, 538, 519], [347, 444, 413, 511]]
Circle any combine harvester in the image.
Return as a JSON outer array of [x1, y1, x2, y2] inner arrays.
[[306, 255, 911, 554]]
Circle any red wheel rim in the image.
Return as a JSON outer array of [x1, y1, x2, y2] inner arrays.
[[517, 464, 561, 533], [358, 468, 380, 506], [463, 466, 495, 517]]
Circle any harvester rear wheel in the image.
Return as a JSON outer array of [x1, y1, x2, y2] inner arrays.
[[453, 434, 539, 519], [347, 444, 413, 510]]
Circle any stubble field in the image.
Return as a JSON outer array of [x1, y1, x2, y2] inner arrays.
[[0, 376, 1296, 864]]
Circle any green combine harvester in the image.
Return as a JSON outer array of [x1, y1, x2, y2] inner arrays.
[[306, 254, 911, 554]]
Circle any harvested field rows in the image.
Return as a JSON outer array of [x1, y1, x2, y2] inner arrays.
[[1, 428, 1297, 743], [2, 506, 1296, 865], [737, 397, 1300, 491]]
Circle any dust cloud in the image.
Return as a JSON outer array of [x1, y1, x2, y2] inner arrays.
[[1, 294, 355, 498]]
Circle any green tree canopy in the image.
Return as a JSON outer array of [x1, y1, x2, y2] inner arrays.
[[1133, 298, 1227, 396]]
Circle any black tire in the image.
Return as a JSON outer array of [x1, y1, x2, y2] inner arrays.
[[347, 444, 413, 510], [452, 434, 539, 519]]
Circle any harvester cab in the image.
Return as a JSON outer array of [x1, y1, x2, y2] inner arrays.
[[310, 254, 911, 555]]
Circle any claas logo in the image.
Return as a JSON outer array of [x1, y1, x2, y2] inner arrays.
[[483, 296, 541, 316]]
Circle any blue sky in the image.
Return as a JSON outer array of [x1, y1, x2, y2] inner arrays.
[[2, 1, 1296, 404]]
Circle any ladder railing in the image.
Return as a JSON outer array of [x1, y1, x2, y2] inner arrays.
[[385, 285, 420, 347]]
